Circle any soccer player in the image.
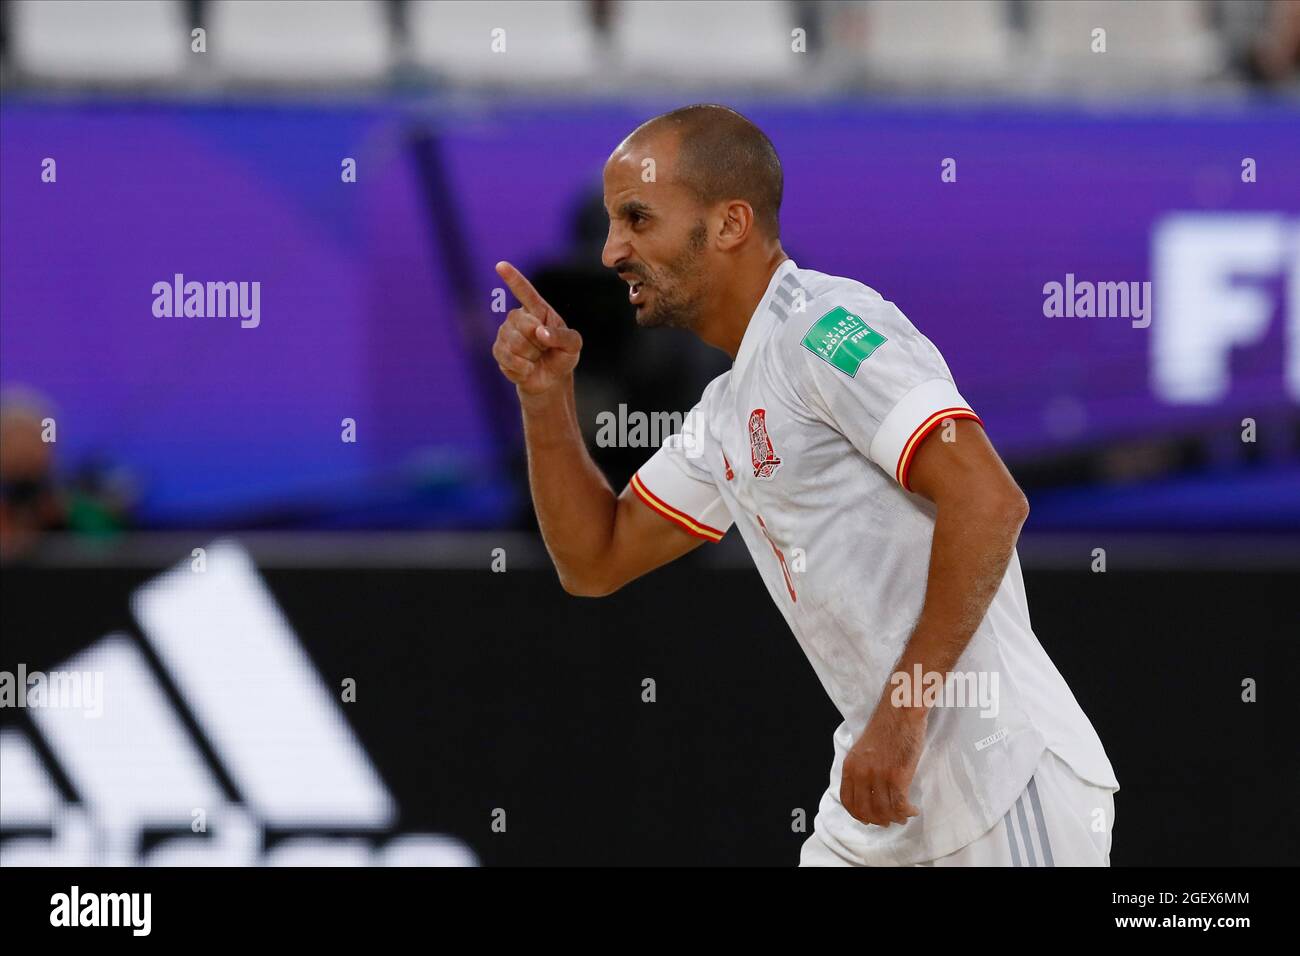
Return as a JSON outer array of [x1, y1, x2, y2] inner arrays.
[[491, 105, 1119, 866]]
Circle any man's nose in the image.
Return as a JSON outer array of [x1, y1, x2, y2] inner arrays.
[[601, 227, 628, 270]]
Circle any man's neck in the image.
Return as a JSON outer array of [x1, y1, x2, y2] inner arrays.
[[695, 246, 789, 360]]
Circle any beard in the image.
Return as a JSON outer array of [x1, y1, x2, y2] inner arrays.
[[632, 222, 709, 330]]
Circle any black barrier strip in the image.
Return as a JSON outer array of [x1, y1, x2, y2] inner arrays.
[[15, 530, 1300, 571]]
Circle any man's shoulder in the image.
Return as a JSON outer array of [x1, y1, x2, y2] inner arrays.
[[676, 368, 731, 427], [774, 267, 919, 381], [696, 368, 731, 406], [786, 265, 882, 306]]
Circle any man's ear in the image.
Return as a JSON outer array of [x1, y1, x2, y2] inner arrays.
[[716, 200, 755, 250]]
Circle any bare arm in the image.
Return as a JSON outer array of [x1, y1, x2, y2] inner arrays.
[[492, 261, 704, 596], [898, 418, 1029, 679], [840, 419, 1029, 827]]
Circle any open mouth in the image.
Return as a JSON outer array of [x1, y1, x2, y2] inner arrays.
[[628, 279, 646, 306]]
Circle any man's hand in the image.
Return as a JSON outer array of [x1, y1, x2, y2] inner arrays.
[[840, 696, 927, 827], [492, 261, 583, 396]]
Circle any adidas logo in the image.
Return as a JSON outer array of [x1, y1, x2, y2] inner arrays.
[[0, 540, 475, 866]]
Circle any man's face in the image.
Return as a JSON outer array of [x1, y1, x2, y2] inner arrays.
[[601, 136, 711, 330]]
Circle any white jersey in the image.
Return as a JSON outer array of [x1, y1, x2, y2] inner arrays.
[[631, 259, 1119, 865]]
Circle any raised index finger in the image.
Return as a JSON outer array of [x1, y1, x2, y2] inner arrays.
[[495, 261, 552, 319]]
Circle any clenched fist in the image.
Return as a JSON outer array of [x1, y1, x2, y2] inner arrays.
[[492, 261, 583, 396]]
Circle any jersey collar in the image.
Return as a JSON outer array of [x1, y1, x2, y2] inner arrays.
[[733, 258, 797, 375]]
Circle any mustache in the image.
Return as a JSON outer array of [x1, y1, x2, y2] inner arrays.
[[614, 263, 650, 282]]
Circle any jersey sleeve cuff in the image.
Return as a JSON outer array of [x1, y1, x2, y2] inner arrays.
[[630, 460, 730, 543], [868, 378, 982, 491]]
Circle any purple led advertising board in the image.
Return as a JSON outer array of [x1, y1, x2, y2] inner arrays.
[[2, 99, 1297, 527]]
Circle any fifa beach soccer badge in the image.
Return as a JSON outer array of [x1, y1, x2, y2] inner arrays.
[[801, 306, 887, 377], [749, 409, 782, 480]]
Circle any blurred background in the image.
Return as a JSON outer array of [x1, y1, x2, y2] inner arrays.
[[1, 0, 1297, 866]]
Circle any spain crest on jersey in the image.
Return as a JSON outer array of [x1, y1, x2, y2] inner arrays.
[[748, 408, 782, 480]]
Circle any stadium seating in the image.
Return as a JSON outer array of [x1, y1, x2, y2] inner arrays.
[[1024, 0, 1225, 89], [208, 0, 393, 85], [0, 0, 1272, 93], [9, 0, 189, 85], [406, 0, 600, 86], [608, 0, 804, 87], [849, 0, 1019, 89]]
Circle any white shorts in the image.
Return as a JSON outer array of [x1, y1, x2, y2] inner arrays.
[[798, 747, 1117, 867]]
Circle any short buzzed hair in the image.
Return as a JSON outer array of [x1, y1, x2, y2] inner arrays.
[[630, 104, 783, 237]]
